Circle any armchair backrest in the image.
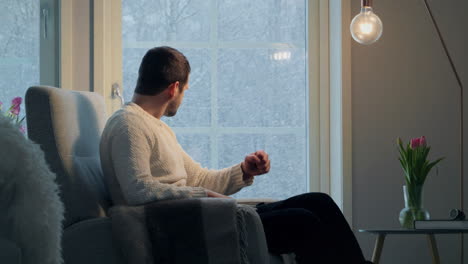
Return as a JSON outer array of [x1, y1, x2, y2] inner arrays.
[[25, 86, 111, 228]]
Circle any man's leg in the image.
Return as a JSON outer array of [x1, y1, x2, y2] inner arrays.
[[257, 193, 366, 264], [257, 207, 329, 264]]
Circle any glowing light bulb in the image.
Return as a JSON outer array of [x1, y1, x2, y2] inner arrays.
[[350, 0, 383, 45], [359, 23, 373, 34]]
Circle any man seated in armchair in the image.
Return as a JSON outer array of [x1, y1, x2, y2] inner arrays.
[[100, 46, 372, 264]]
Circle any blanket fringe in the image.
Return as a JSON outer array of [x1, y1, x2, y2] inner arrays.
[[236, 205, 251, 264]]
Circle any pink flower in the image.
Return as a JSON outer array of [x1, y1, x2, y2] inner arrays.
[[19, 126, 26, 134], [419, 136, 427, 147], [11, 97, 22, 106], [10, 105, 20, 116], [9, 97, 22, 116], [410, 138, 421, 149]]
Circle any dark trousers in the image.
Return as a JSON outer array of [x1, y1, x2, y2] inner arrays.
[[256, 193, 366, 264]]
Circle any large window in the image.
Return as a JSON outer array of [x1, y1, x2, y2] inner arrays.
[[0, 0, 39, 120], [122, 0, 308, 199]]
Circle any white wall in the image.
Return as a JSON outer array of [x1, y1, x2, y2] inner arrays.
[[351, 0, 468, 263]]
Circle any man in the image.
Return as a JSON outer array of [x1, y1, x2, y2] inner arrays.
[[100, 46, 371, 264]]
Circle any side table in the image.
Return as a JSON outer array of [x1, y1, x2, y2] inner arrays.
[[359, 228, 468, 264]]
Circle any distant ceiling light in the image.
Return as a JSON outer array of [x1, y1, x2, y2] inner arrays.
[[271, 51, 291, 61]]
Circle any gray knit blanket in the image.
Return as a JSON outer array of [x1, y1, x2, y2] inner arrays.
[[108, 198, 252, 264]]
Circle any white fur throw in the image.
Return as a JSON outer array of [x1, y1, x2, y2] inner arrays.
[[0, 115, 64, 264]]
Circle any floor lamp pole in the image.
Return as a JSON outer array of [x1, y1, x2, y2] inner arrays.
[[422, 0, 465, 262]]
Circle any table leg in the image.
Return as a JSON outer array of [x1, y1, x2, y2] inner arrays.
[[427, 234, 440, 264], [372, 234, 386, 264]]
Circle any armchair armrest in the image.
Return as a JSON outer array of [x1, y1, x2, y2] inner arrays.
[[109, 198, 243, 264], [236, 198, 278, 206], [63, 218, 124, 264], [0, 237, 21, 264]]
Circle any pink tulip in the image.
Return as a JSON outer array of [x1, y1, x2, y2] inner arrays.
[[419, 136, 427, 147], [11, 97, 22, 106], [10, 105, 20, 116], [410, 138, 421, 149]]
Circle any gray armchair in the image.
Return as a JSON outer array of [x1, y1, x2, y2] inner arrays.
[[25, 86, 295, 264], [0, 238, 21, 264]]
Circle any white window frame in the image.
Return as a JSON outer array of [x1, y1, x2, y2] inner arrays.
[[40, 0, 60, 86], [309, 0, 353, 224], [60, 0, 92, 92], [330, 0, 352, 224], [92, 0, 122, 115], [60, 0, 353, 224], [59, 0, 122, 115]]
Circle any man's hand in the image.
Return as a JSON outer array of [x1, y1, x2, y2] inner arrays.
[[206, 190, 232, 199], [241, 150, 271, 181]]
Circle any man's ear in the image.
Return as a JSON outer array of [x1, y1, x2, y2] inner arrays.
[[167, 81, 180, 98]]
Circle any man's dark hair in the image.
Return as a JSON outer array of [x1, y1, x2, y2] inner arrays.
[[134, 46, 191, 95]]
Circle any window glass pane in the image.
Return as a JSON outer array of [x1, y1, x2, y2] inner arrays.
[[177, 134, 211, 168], [218, 134, 307, 200], [218, 0, 306, 42], [218, 48, 306, 127], [0, 0, 39, 123], [122, 0, 308, 199], [122, 0, 211, 42], [122, 47, 146, 101]]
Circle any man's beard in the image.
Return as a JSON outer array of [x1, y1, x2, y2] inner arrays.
[[165, 101, 179, 117], [165, 110, 177, 117]]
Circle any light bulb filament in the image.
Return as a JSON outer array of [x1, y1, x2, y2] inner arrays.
[[359, 23, 373, 34]]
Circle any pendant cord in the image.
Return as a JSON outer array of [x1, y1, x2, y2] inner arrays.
[[422, 0, 465, 262]]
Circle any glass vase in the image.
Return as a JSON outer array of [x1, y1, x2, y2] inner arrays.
[[399, 185, 430, 229]]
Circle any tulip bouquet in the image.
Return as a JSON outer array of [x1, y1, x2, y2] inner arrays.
[[397, 136, 444, 187], [397, 136, 444, 227], [0, 97, 26, 133]]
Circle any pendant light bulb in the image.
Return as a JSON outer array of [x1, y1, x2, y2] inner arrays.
[[350, 0, 383, 45]]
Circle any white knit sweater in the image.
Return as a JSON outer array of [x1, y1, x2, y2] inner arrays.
[[100, 102, 253, 205]]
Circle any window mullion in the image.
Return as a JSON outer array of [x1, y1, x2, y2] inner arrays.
[[40, 0, 60, 87], [210, 0, 219, 169]]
